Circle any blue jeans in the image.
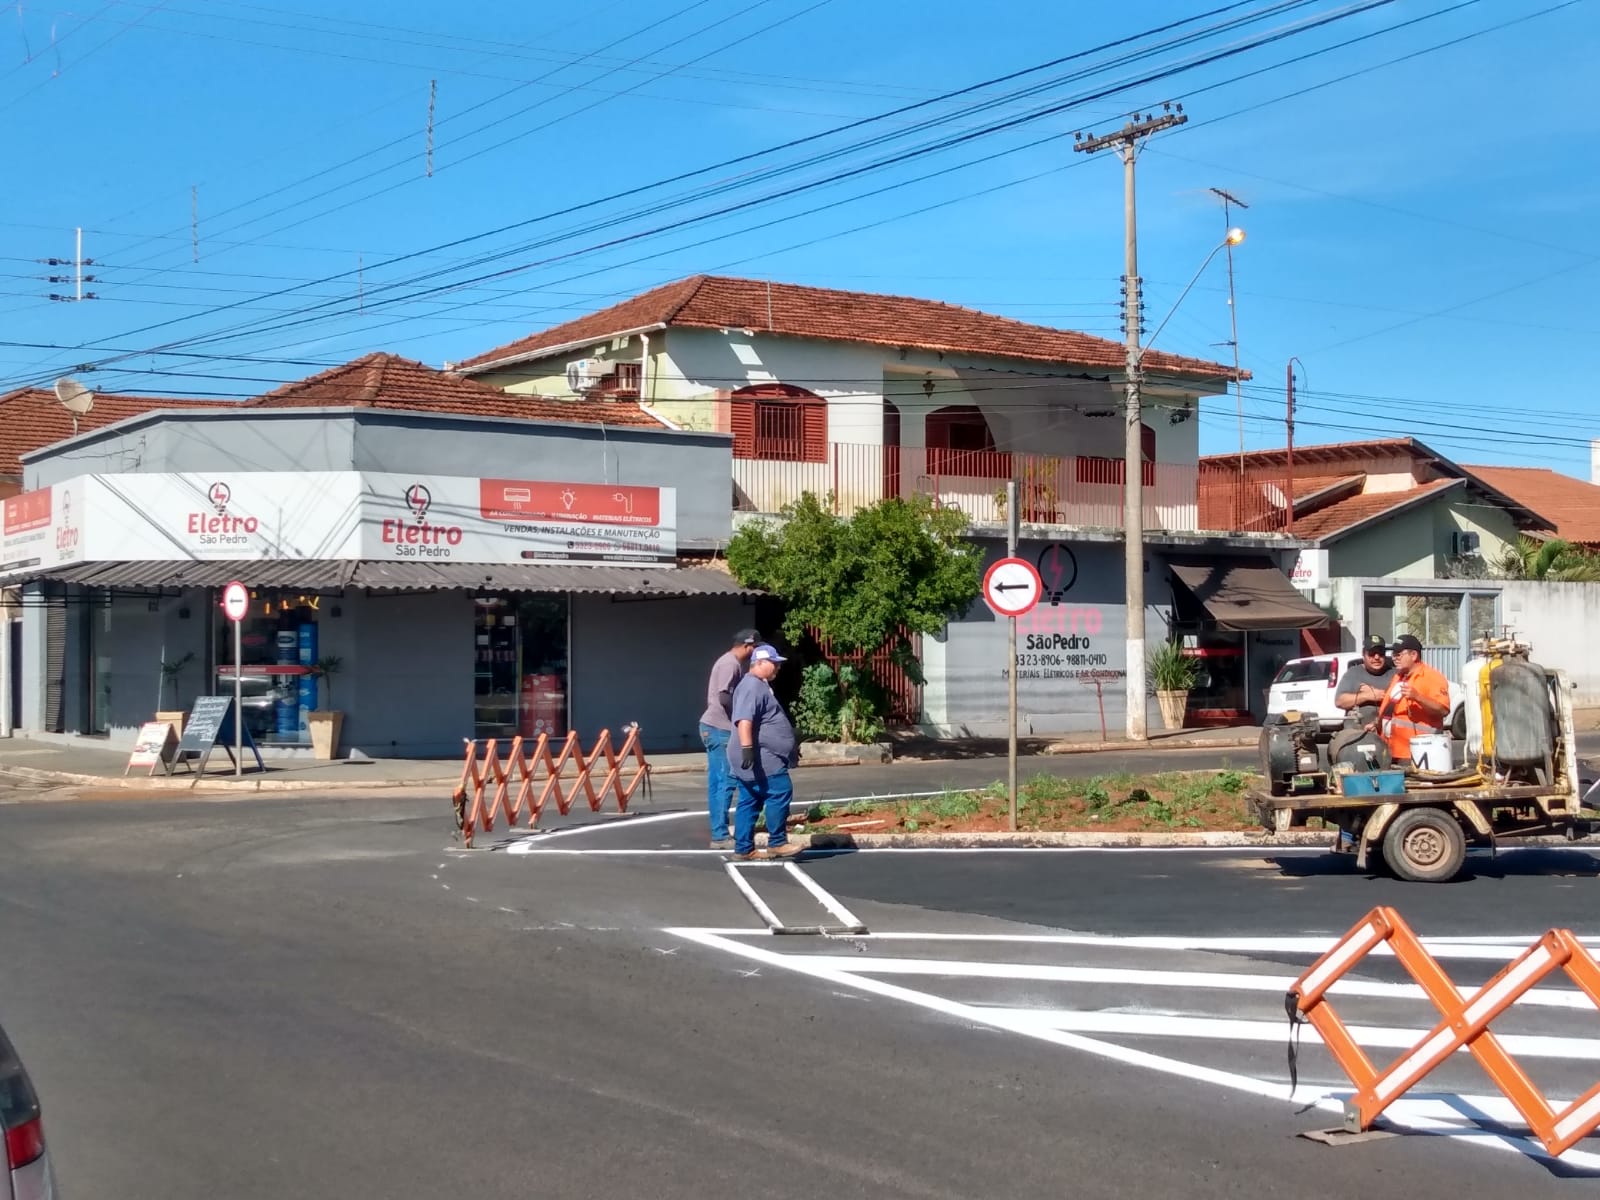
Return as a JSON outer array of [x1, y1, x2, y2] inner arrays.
[[699, 723, 734, 840], [734, 770, 793, 855]]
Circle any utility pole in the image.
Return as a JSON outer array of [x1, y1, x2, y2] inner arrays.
[[1209, 187, 1249, 476], [1286, 359, 1303, 534], [1074, 102, 1187, 741], [42, 228, 97, 303]]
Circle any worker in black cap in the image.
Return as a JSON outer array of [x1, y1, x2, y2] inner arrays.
[[1377, 634, 1451, 761], [1335, 633, 1395, 728], [699, 628, 760, 849]]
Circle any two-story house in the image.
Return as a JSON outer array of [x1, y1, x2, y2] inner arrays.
[[453, 275, 1327, 735]]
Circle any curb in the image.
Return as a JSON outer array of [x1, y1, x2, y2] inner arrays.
[[798, 829, 1334, 849], [0, 764, 458, 794]]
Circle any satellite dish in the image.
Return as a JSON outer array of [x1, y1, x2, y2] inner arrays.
[[53, 377, 94, 435]]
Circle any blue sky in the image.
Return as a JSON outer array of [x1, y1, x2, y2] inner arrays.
[[0, 0, 1594, 475]]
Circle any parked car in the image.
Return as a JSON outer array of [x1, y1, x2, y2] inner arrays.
[[1266, 652, 1466, 739], [0, 1018, 55, 1199]]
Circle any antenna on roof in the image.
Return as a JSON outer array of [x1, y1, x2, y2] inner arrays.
[[54, 376, 95, 436]]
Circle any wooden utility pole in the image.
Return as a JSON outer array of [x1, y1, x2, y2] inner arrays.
[[1074, 103, 1187, 741]]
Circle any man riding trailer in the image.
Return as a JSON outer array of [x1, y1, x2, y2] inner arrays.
[[1253, 632, 1583, 882]]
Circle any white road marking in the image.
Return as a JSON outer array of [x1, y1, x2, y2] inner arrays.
[[689, 929, 1600, 961], [986, 1007, 1600, 1060], [724, 861, 785, 931], [666, 927, 1600, 1170], [765, 954, 1594, 1010], [784, 862, 866, 931]]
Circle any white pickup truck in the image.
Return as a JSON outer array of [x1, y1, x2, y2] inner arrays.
[[1266, 651, 1466, 739]]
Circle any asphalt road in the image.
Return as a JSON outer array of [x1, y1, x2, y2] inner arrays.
[[4, 741, 1600, 1197]]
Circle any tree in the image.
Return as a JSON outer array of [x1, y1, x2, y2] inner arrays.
[[1495, 536, 1600, 582], [726, 493, 984, 738]]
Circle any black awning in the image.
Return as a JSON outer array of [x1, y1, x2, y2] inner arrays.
[[1167, 555, 1326, 632], [1, 559, 756, 598]]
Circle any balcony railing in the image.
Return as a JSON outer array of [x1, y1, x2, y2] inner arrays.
[[733, 443, 1209, 531]]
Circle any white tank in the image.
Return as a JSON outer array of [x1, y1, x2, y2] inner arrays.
[[1463, 653, 1488, 756]]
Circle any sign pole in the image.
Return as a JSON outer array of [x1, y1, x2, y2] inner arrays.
[[233, 615, 243, 777], [1006, 480, 1019, 832], [221, 580, 250, 778]]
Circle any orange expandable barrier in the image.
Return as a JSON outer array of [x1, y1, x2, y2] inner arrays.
[[1288, 906, 1600, 1156], [452, 726, 651, 848]]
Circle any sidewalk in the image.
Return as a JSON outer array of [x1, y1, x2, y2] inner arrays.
[[0, 725, 1259, 794]]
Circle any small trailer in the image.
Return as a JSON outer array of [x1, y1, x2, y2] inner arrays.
[[1251, 651, 1587, 883]]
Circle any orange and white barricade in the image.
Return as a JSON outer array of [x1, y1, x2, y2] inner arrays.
[[1288, 905, 1600, 1156], [452, 725, 651, 848]]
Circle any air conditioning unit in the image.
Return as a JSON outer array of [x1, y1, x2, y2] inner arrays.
[[1451, 531, 1482, 557], [565, 358, 606, 394]]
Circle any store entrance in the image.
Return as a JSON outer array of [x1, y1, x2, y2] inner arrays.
[[214, 589, 324, 746], [474, 595, 569, 741]]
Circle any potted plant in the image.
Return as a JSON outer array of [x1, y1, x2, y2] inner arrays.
[[156, 651, 194, 736], [1148, 641, 1198, 732], [305, 655, 344, 760]]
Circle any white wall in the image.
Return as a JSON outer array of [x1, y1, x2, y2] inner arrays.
[[655, 328, 1212, 464]]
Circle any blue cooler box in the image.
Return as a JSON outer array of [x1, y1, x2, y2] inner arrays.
[[1339, 770, 1407, 797]]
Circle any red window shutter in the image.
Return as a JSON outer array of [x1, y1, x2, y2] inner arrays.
[[1141, 423, 1156, 487], [802, 399, 828, 464], [731, 399, 756, 459]]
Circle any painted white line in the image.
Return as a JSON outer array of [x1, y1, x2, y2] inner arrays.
[[764, 953, 1594, 1010], [690, 929, 1600, 961], [987, 1008, 1600, 1060], [783, 863, 866, 931], [664, 927, 1600, 1170], [504, 811, 703, 852], [504, 845, 1332, 857], [723, 862, 783, 932]]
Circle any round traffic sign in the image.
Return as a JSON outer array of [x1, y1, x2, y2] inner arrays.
[[982, 556, 1043, 618], [221, 580, 250, 623]]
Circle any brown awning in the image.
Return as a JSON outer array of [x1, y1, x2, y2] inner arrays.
[[1167, 554, 1326, 631]]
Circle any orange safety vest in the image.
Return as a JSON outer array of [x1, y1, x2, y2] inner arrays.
[[1379, 661, 1451, 762]]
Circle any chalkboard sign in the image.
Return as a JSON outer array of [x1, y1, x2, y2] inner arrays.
[[175, 695, 264, 782], [126, 721, 178, 777]]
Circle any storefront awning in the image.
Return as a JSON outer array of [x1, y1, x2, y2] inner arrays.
[[1166, 554, 1326, 631], [6, 560, 757, 597]]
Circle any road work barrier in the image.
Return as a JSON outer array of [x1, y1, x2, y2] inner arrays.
[[452, 726, 650, 848], [1287, 906, 1600, 1156]]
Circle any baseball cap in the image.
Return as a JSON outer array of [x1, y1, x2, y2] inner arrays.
[[1390, 634, 1424, 655], [732, 628, 760, 646], [751, 643, 787, 664], [1362, 634, 1388, 655]]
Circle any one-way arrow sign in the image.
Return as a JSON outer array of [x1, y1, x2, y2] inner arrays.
[[983, 557, 1043, 618]]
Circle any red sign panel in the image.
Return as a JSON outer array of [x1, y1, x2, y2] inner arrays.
[[2, 488, 51, 534], [478, 479, 661, 526]]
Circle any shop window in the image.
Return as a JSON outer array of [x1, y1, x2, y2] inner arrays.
[[925, 406, 1010, 477], [1075, 423, 1156, 486], [213, 588, 325, 746], [730, 384, 827, 462], [474, 595, 570, 741]]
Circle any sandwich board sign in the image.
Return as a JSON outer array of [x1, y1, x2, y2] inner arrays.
[[125, 721, 179, 777], [174, 695, 263, 783]]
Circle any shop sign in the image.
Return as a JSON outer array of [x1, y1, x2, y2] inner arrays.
[[0, 480, 82, 575], [361, 473, 676, 564], [1289, 548, 1329, 590]]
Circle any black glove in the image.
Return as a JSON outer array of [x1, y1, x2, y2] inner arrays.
[[741, 745, 755, 770]]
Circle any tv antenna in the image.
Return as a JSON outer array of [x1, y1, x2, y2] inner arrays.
[[54, 377, 95, 435]]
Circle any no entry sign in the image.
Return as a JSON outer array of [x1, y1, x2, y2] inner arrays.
[[983, 557, 1043, 618], [221, 580, 249, 622]]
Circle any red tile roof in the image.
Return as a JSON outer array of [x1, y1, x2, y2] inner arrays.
[[1463, 465, 1600, 546], [248, 352, 666, 428], [1289, 479, 1462, 540], [1202, 438, 1428, 469], [0, 387, 224, 478], [455, 274, 1240, 380]]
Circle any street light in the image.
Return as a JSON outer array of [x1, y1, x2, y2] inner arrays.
[[1142, 230, 1246, 355]]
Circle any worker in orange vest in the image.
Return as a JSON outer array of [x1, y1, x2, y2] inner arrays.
[[1373, 634, 1452, 763]]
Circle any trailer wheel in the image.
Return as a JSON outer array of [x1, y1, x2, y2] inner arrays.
[[1381, 808, 1467, 883]]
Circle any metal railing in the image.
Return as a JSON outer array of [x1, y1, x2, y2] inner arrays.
[[733, 443, 1205, 531]]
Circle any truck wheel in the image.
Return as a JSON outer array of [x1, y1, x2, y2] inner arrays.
[[1381, 808, 1467, 883]]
